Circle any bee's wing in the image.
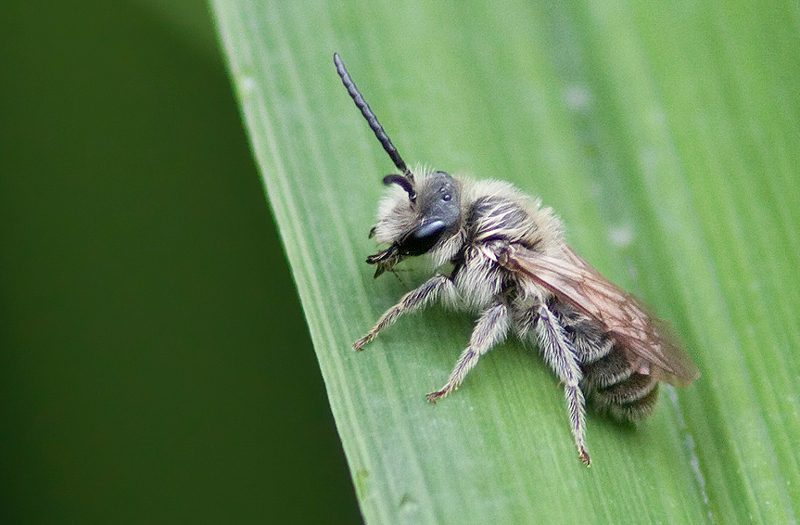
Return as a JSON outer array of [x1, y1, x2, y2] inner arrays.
[[508, 245, 700, 387]]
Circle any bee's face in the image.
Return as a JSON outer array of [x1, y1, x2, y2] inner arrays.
[[367, 170, 461, 276]]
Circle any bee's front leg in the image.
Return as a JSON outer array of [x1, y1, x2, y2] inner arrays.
[[353, 274, 455, 350]]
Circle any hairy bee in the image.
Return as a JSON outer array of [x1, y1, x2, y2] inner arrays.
[[334, 53, 699, 466]]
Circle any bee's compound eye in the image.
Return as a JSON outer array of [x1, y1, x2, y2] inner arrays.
[[398, 220, 448, 256]]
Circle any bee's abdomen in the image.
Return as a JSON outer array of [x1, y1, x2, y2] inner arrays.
[[582, 355, 659, 422], [550, 301, 659, 422]]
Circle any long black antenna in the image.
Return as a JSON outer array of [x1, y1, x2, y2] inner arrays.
[[333, 53, 413, 182]]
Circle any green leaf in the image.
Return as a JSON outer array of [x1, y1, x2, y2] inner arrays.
[[210, 0, 800, 522]]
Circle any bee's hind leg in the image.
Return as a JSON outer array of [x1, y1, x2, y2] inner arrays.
[[426, 301, 509, 402], [536, 302, 591, 466]]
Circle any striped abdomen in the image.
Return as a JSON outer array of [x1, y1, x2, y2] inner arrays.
[[549, 300, 660, 422]]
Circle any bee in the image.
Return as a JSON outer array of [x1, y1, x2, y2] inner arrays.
[[334, 53, 699, 466]]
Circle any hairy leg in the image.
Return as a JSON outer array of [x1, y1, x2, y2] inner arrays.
[[353, 274, 455, 350], [536, 302, 590, 466], [426, 301, 509, 402]]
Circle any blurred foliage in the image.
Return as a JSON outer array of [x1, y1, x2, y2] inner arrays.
[[0, 1, 359, 522]]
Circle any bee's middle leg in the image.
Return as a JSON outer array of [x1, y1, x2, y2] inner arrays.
[[426, 301, 509, 402]]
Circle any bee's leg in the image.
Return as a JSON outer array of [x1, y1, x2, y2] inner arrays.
[[353, 274, 455, 350], [535, 302, 590, 466], [426, 301, 509, 403]]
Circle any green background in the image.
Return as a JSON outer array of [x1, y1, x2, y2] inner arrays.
[[0, 1, 360, 522], [4, 0, 800, 523]]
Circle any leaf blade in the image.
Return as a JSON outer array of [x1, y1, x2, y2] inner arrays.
[[211, 0, 800, 522]]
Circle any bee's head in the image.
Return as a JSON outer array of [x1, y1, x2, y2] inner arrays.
[[334, 53, 462, 277], [367, 169, 461, 277]]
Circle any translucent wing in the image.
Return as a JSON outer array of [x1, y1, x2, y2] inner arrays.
[[506, 245, 700, 387]]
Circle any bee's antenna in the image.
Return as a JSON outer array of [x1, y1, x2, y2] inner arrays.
[[333, 53, 415, 190]]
